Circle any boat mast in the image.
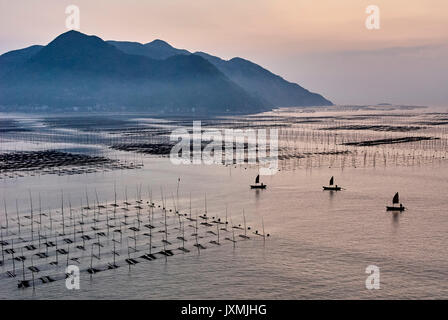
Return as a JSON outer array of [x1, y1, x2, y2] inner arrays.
[[189, 192, 192, 220], [195, 211, 200, 255], [204, 193, 207, 217], [29, 190, 34, 242], [3, 199, 8, 233], [61, 190, 65, 235], [243, 210, 247, 238], [15, 199, 20, 235]]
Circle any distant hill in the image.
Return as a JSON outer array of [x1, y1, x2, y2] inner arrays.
[[194, 52, 332, 107], [107, 39, 189, 60], [0, 45, 43, 77], [0, 31, 264, 114], [0, 31, 332, 114], [108, 39, 332, 107]]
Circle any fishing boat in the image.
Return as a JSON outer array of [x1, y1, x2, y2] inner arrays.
[[322, 176, 342, 191], [250, 175, 266, 189], [386, 192, 405, 211]]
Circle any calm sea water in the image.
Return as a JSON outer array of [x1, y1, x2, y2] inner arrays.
[[1, 107, 447, 299]]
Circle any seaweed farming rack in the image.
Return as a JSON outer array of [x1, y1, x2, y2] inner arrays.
[[0, 187, 269, 290]]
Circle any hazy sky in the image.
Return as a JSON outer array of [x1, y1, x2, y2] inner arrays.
[[1, 0, 447, 106]]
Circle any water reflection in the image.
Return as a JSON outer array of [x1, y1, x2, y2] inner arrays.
[[391, 211, 401, 227], [254, 189, 261, 200]]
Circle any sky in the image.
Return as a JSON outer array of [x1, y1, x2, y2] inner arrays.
[[0, 0, 447, 106]]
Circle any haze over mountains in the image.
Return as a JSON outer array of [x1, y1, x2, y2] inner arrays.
[[0, 31, 332, 114]]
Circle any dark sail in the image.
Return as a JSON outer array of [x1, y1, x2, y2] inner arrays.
[[255, 175, 260, 184], [329, 176, 334, 186], [392, 192, 399, 204]]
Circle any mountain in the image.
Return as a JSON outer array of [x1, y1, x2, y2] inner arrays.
[[107, 39, 189, 60], [0, 30, 332, 114], [194, 52, 332, 107], [0, 31, 264, 114], [0, 45, 43, 77], [108, 39, 332, 107]]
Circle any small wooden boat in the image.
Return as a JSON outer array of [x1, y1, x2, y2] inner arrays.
[[323, 186, 342, 191], [250, 175, 266, 189], [386, 206, 405, 211], [386, 192, 405, 211], [323, 176, 342, 191]]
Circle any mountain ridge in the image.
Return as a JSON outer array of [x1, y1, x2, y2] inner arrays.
[[0, 31, 332, 114], [106, 39, 332, 107]]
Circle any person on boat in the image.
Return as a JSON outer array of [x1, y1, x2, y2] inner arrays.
[[400, 203, 403, 209]]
